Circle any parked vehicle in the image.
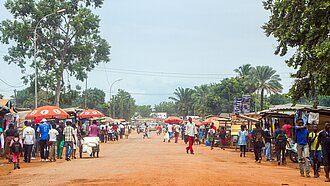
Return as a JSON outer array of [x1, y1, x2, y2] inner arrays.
[[286, 142, 298, 163]]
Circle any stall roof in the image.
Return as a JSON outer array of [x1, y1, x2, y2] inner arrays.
[[302, 107, 330, 115], [235, 114, 259, 122]]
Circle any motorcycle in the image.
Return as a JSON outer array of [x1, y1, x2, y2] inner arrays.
[[286, 142, 298, 163]]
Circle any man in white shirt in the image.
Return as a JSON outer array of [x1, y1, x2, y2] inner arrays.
[[49, 124, 59, 161], [0, 128, 4, 155], [185, 117, 197, 154], [23, 122, 35, 163], [167, 123, 173, 143]]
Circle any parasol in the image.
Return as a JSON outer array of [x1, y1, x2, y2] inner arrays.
[[25, 106, 70, 120], [164, 116, 183, 124], [79, 109, 105, 119]]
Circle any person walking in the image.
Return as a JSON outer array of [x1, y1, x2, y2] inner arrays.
[[185, 117, 196, 155], [316, 121, 330, 182], [219, 126, 227, 150], [143, 123, 149, 139], [4, 124, 18, 163], [264, 127, 273, 161], [72, 124, 78, 159], [208, 123, 216, 150], [0, 128, 4, 156], [275, 129, 288, 165], [295, 119, 310, 177], [238, 125, 248, 157], [9, 133, 23, 170], [56, 123, 65, 159], [48, 124, 58, 162], [37, 119, 50, 162], [309, 124, 321, 178], [22, 122, 35, 163], [167, 123, 173, 143], [174, 124, 181, 143], [252, 122, 265, 163], [63, 121, 76, 161]]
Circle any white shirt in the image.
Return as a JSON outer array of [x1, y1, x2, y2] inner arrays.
[[185, 122, 196, 137], [0, 133, 4, 149], [174, 125, 181, 133], [167, 124, 173, 132], [119, 124, 125, 129], [23, 126, 35, 145], [48, 129, 59, 142]]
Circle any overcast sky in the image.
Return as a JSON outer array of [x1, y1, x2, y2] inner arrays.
[[0, 0, 295, 106]]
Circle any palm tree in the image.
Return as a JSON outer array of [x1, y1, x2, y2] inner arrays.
[[192, 84, 210, 118], [169, 87, 194, 117], [234, 64, 253, 78], [252, 66, 283, 110]]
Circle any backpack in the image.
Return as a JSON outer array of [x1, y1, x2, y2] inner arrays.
[[11, 139, 22, 153], [276, 133, 287, 149]]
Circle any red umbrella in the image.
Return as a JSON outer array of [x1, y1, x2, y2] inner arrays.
[[164, 116, 183, 124], [202, 116, 222, 125], [25, 106, 70, 120], [79, 109, 104, 119]]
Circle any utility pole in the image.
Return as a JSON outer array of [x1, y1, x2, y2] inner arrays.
[[84, 77, 87, 109]]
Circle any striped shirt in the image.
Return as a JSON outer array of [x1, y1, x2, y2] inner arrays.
[[63, 126, 75, 142]]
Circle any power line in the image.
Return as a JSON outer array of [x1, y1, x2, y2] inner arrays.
[[94, 69, 225, 79], [0, 78, 25, 88], [96, 66, 293, 76]]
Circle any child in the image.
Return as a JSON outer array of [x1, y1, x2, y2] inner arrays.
[[163, 129, 169, 142], [48, 124, 59, 162], [9, 133, 23, 170]]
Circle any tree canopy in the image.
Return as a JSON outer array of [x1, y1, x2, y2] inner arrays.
[[0, 0, 110, 106], [263, 0, 330, 107]]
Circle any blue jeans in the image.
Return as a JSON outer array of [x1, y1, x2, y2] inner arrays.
[[168, 132, 173, 139], [265, 142, 273, 160], [65, 141, 73, 159]]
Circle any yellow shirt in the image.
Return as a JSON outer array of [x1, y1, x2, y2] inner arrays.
[[309, 132, 321, 151]]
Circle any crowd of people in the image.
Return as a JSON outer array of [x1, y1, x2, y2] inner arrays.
[[154, 117, 330, 182], [0, 119, 131, 170]]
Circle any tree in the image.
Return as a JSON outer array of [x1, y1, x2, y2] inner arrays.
[[268, 93, 291, 105], [135, 105, 152, 118], [263, 0, 330, 108], [0, 0, 110, 107], [109, 89, 136, 121], [234, 64, 253, 79], [154, 101, 177, 116], [192, 84, 211, 118], [79, 88, 106, 111], [169, 87, 194, 117], [0, 94, 3, 99], [252, 66, 283, 110]]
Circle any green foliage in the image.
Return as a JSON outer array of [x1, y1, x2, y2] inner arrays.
[[169, 87, 194, 117], [192, 84, 211, 118], [0, 0, 111, 106], [135, 105, 152, 118], [263, 0, 330, 107], [109, 89, 136, 121], [252, 66, 283, 110], [0, 94, 3, 99], [268, 93, 291, 105], [154, 101, 177, 116]]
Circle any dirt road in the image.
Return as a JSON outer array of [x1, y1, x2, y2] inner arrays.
[[0, 132, 327, 186]]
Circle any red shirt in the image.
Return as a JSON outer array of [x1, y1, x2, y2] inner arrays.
[[282, 124, 292, 138]]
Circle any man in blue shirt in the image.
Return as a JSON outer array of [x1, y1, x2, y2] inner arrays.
[[295, 119, 310, 177], [37, 119, 50, 161]]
